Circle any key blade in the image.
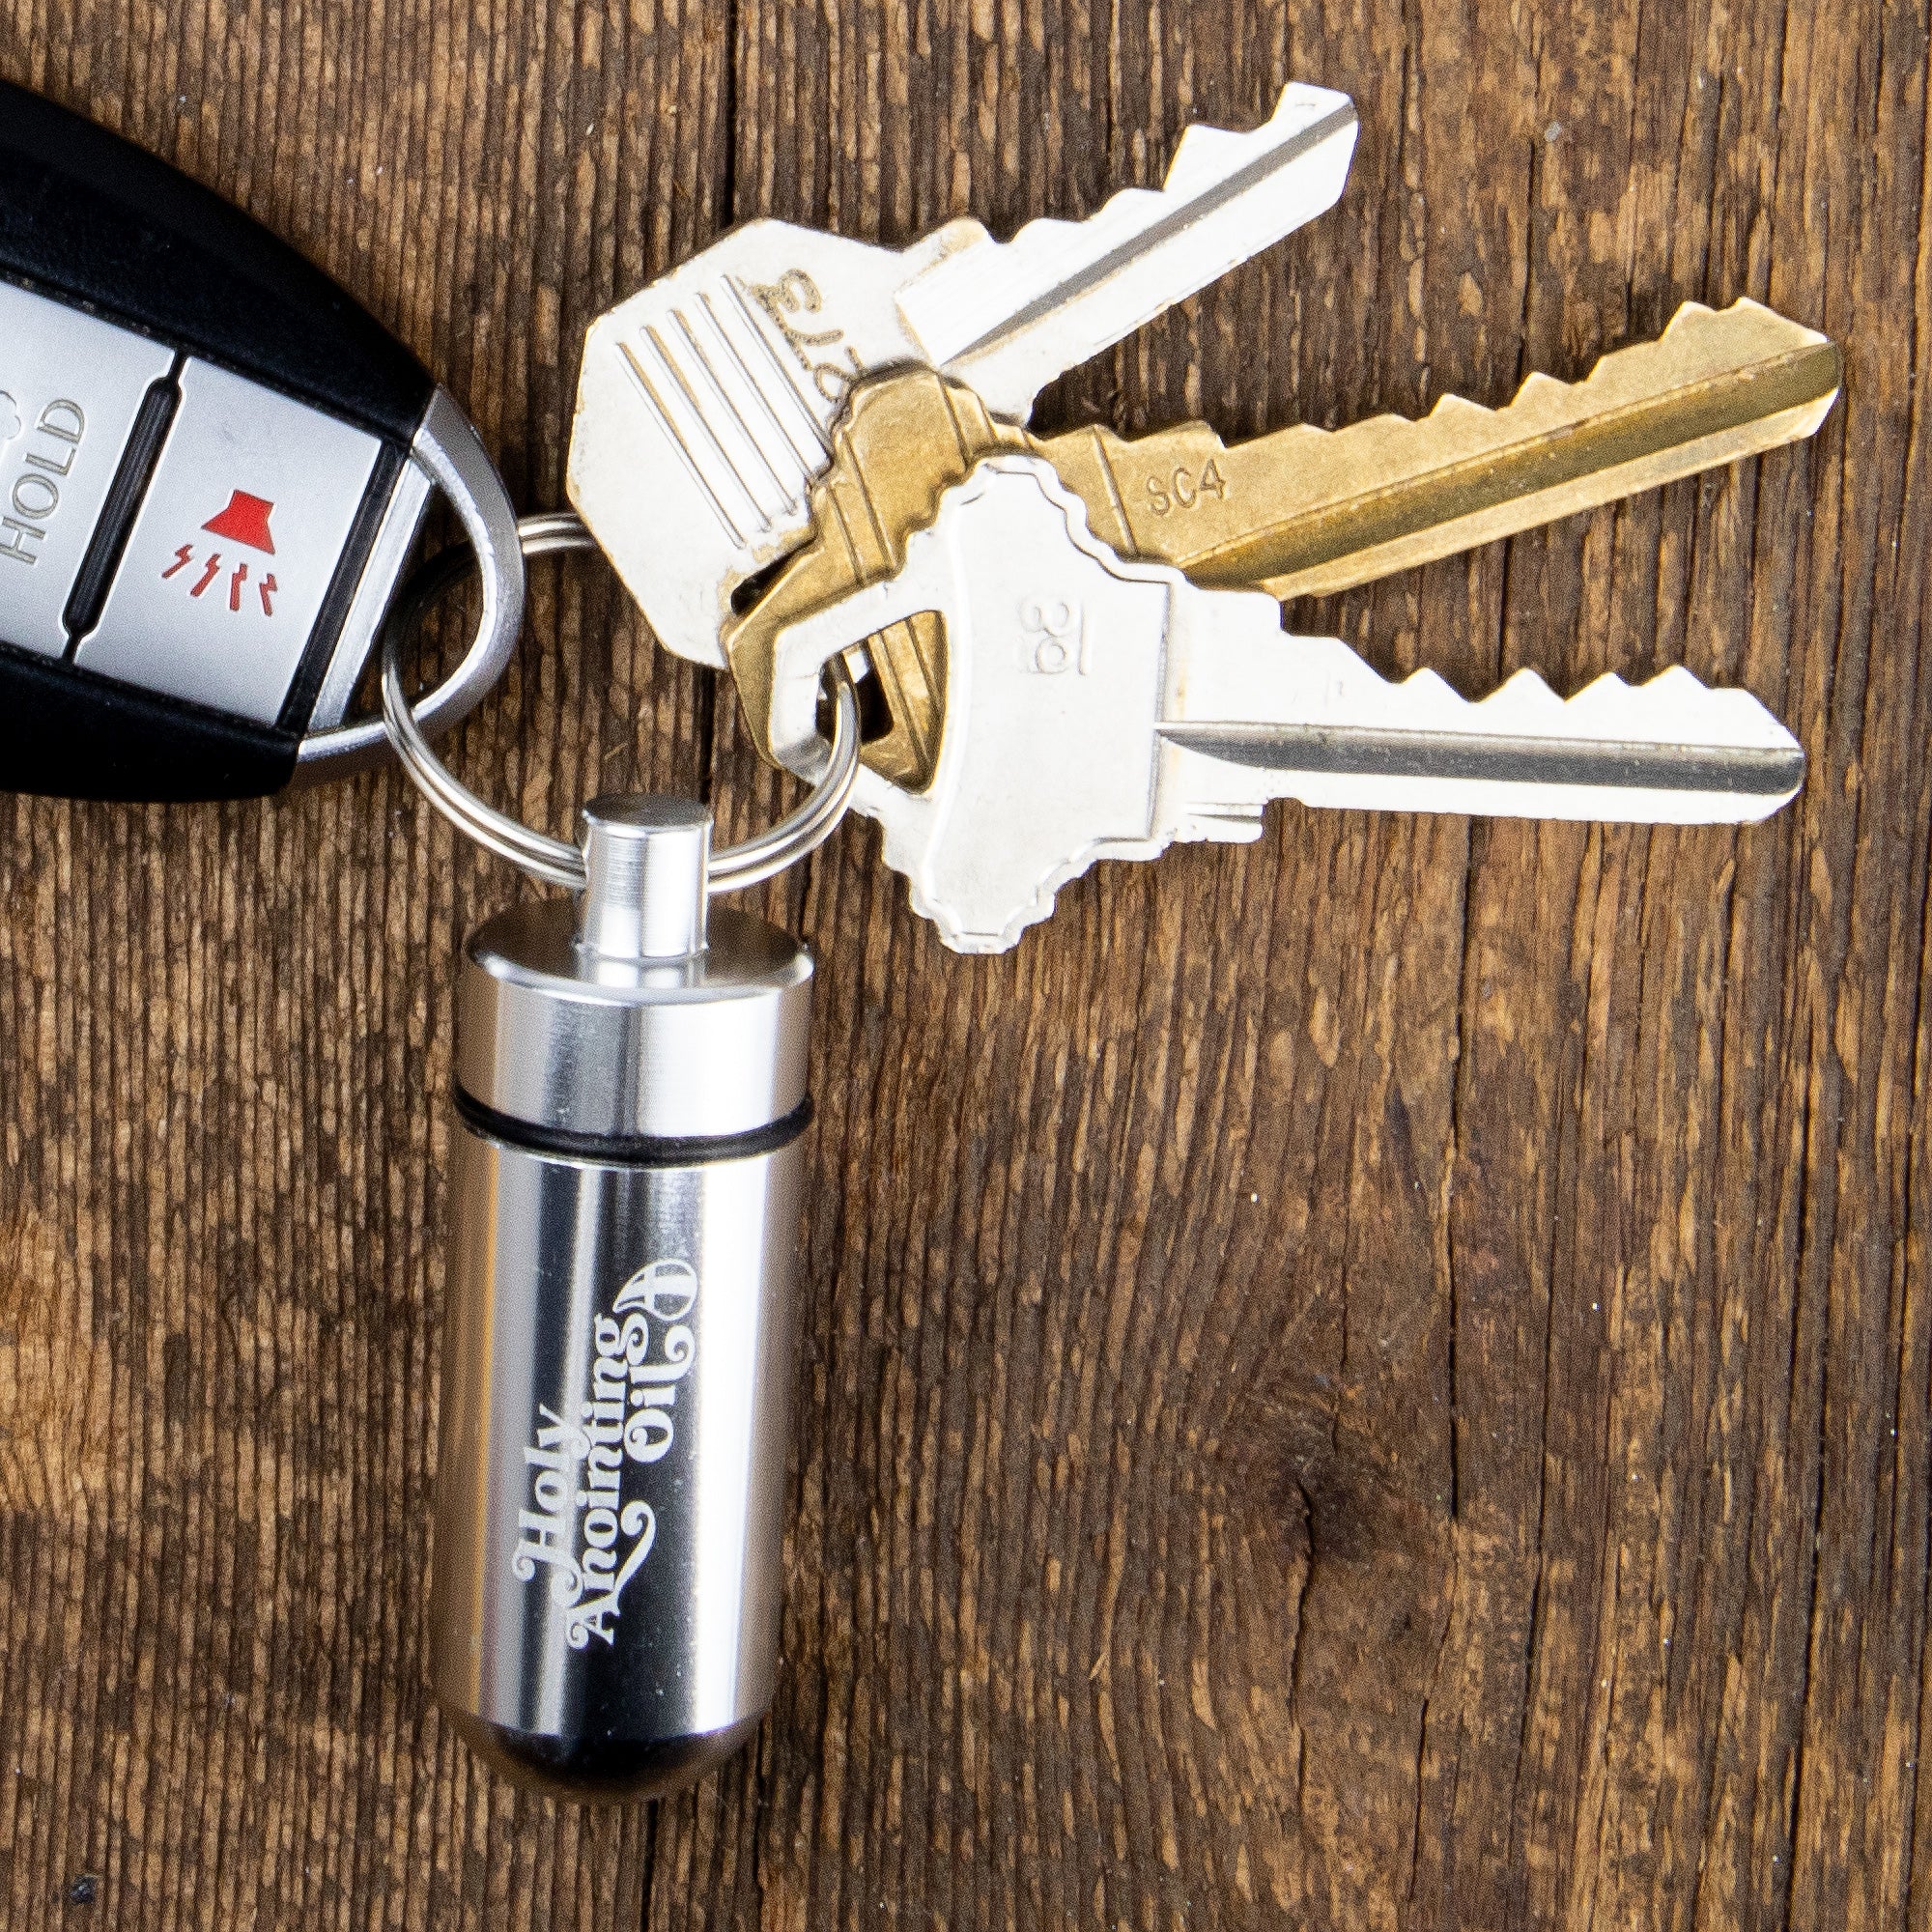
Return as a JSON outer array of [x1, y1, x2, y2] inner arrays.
[[898, 85, 1358, 419], [1068, 298, 1840, 602], [1161, 656, 1806, 828]]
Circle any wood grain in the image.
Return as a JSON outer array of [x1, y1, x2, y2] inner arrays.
[[0, 2, 1924, 1925]]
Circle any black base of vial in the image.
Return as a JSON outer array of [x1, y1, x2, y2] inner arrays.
[[446, 1707, 764, 1803]]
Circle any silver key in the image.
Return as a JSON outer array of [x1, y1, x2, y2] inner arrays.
[[764, 457, 1805, 953], [568, 85, 1358, 668]]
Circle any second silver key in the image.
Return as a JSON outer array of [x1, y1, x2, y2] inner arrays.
[[568, 84, 1358, 668]]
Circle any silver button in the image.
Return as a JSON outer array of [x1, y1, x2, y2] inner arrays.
[[0, 279, 175, 658], [76, 359, 383, 724]]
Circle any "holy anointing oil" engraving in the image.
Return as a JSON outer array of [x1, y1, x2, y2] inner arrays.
[[510, 1258, 699, 1651]]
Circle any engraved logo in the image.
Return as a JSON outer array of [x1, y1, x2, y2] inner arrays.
[[748, 269, 867, 405], [511, 1258, 699, 1650], [1017, 596, 1091, 676]]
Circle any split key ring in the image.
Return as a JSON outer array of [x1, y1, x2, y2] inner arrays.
[[379, 510, 861, 894]]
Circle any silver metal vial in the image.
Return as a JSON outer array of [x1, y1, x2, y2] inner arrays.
[[429, 797, 813, 1799]]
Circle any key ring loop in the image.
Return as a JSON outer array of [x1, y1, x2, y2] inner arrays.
[[380, 512, 861, 894]]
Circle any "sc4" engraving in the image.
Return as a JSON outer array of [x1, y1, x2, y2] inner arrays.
[[1144, 458, 1230, 517]]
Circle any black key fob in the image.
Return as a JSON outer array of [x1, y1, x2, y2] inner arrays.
[[0, 83, 522, 801]]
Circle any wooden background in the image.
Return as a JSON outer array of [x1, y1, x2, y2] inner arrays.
[[0, 2, 1924, 1926]]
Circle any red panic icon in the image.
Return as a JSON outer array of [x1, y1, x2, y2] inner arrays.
[[202, 490, 276, 554], [159, 491, 282, 613]]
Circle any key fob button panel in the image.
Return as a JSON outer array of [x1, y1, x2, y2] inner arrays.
[[0, 277, 174, 658], [0, 84, 517, 798], [75, 358, 384, 724]]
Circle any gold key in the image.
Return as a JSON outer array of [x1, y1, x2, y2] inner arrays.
[[724, 299, 1841, 790]]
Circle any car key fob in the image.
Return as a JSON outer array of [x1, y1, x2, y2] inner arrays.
[[0, 83, 522, 800]]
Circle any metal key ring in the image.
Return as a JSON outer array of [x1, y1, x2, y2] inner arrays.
[[381, 511, 861, 894]]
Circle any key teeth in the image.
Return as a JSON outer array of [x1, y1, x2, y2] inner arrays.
[[1360, 298, 1835, 446], [1164, 84, 1358, 185], [1398, 666, 1465, 706], [1425, 392, 1497, 424], [1379, 657, 1801, 753], [992, 91, 1355, 257], [1662, 299, 1720, 334]]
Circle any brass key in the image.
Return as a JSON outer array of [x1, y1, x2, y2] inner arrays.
[[724, 299, 1840, 790]]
